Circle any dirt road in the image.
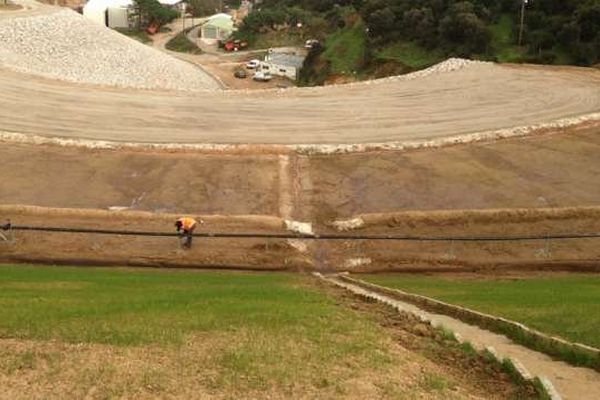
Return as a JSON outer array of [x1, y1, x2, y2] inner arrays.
[[1, 61, 598, 146], [148, 18, 293, 90]]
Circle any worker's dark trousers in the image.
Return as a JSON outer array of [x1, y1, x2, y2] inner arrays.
[[181, 230, 193, 248]]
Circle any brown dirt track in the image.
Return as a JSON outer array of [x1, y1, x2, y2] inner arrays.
[[1, 62, 599, 145]]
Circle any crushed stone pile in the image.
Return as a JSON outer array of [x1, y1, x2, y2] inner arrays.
[[0, 8, 219, 91]]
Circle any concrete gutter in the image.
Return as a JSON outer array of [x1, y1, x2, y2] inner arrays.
[[316, 273, 600, 399]]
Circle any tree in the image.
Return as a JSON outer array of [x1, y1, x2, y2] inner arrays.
[[366, 7, 396, 39], [132, 0, 178, 28], [402, 7, 436, 47], [439, 3, 491, 55], [576, 0, 600, 42], [187, 0, 220, 17]]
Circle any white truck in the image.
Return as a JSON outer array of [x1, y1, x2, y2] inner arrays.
[[253, 71, 273, 82]]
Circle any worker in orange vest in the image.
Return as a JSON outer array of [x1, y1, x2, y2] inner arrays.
[[175, 217, 200, 249]]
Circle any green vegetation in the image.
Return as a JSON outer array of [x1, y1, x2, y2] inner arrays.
[[187, 0, 240, 17], [489, 14, 526, 63], [114, 28, 153, 44], [239, 0, 600, 84], [322, 22, 367, 74], [360, 0, 600, 65], [362, 274, 600, 349], [0, 265, 398, 388], [1, 265, 382, 346], [166, 30, 202, 54], [420, 372, 451, 392], [233, 4, 330, 48], [376, 41, 443, 69], [0, 265, 542, 397], [131, 0, 178, 27], [250, 30, 305, 49]]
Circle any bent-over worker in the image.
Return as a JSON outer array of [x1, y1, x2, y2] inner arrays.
[[175, 217, 200, 249]]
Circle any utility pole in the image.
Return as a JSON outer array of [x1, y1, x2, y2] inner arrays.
[[182, 2, 186, 32], [518, 0, 529, 47]]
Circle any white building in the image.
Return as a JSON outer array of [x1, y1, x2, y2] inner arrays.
[[200, 14, 234, 44], [83, 0, 182, 29], [259, 52, 305, 80]]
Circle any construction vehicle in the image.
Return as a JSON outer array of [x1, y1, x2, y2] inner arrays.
[[221, 39, 248, 52]]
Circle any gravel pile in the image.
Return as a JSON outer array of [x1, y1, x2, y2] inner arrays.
[[0, 9, 219, 91], [356, 58, 491, 86]]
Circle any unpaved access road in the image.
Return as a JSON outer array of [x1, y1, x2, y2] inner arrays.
[[1, 61, 599, 145]]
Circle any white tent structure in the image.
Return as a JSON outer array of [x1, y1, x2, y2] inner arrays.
[[200, 13, 234, 44], [83, 0, 183, 29], [83, 0, 131, 28]]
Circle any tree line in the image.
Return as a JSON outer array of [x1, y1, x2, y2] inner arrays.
[[360, 0, 600, 65], [238, 0, 600, 66]]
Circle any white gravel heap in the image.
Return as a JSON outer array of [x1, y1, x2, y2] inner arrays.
[[0, 9, 219, 91], [354, 58, 491, 86]]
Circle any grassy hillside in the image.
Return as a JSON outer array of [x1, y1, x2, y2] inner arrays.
[[489, 14, 526, 63], [322, 22, 367, 75], [239, 0, 599, 85], [375, 41, 444, 69], [363, 274, 600, 349]]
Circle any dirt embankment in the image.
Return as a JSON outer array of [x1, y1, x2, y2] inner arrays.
[[1, 125, 599, 271], [317, 208, 600, 273], [0, 144, 282, 215], [1, 204, 598, 272], [309, 124, 600, 220], [0, 206, 310, 270]]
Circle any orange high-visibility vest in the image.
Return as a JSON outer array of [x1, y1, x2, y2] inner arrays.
[[177, 217, 197, 231]]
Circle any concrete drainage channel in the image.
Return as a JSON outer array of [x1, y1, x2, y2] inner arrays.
[[315, 273, 600, 400]]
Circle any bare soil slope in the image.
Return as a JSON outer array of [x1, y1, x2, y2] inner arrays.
[[2, 125, 599, 219], [310, 125, 600, 219], [1, 126, 599, 271]]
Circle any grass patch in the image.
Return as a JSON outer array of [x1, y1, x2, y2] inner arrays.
[[420, 372, 451, 392], [166, 30, 202, 54], [376, 41, 444, 69], [361, 273, 600, 370], [0, 265, 399, 393], [489, 14, 526, 63], [114, 28, 152, 44], [362, 273, 600, 349], [322, 23, 367, 75], [251, 30, 304, 49]]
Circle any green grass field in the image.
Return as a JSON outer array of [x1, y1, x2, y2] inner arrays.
[[0, 265, 400, 396], [0, 265, 543, 398], [0, 265, 385, 347], [362, 274, 600, 349]]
